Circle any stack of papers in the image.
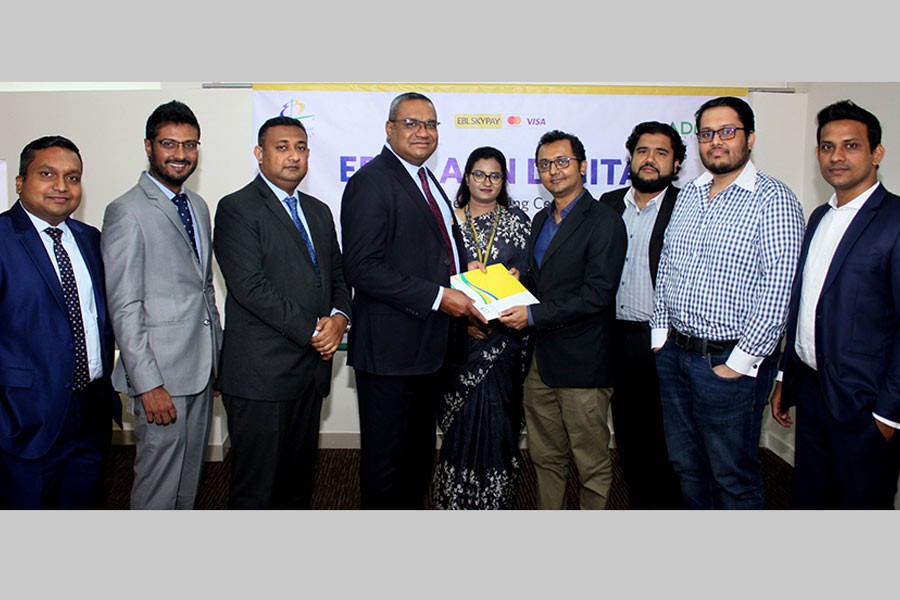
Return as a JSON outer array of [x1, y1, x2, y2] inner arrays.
[[450, 263, 539, 320]]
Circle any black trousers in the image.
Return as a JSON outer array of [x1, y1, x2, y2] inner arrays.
[[223, 386, 323, 510], [793, 362, 900, 509], [610, 320, 682, 509], [355, 369, 441, 509], [0, 381, 111, 509]]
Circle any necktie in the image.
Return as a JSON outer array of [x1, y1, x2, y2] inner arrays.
[[417, 167, 456, 275], [284, 196, 320, 275], [172, 193, 199, 260], [44, 227, 91, 391]]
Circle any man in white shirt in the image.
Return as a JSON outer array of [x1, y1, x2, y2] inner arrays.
[[772, 99, 900, 509]]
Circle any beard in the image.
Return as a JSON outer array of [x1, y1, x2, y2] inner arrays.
[[630, 166, 676, 194], [701, 145, 751, 176]]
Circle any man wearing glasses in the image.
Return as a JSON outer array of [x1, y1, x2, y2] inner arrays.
[[499, 130, 626, 509], [341, 92, 483, 509], [650, 96, 805, 509], [102, 100, 222, 509]]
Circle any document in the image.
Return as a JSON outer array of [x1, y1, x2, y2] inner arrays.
[[450, 263, 539, 321]]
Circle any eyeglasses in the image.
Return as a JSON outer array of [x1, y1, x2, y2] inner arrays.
[[156, 138, 201, 151], [470, 170, 503, 185], [536, 156, 578, 172], [696, 127, 745, 144], [390, 118, 440, 131]]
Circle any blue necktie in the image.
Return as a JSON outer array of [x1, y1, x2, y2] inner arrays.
[[172, 193, 199, 261], [45, 227, 91, 391], [284, 196, 319, 275]]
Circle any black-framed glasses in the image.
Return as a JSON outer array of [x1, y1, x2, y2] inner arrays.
[[536, 156, 578, 172], [470, 170, 503, 184], [156, 138, 201, 151], [390, 118, 440, 131], [696, 127, 745, 143]]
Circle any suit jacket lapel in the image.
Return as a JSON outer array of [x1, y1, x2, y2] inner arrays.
[[383, 148, 448, 245], [541, 190, 591, 267], [188, 189, 212, 275], [649, 185, 678, 286], [68, 218, 108, 335], [10, 202, 67, 313], [139, 173, 203, 275], [820, 184, 886, 297], [255, 175, 318, 273]]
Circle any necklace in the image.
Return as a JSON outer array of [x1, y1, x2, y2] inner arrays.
[[464, 204, 501, 265]]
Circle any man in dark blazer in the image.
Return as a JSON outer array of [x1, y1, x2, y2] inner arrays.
[[0, 136, 121, 509], [599, 121, 685, 509], [214, 116, 351, 509], [499, 130, 626, 509], [772, 100, 900, 509], [340, 92, 481, 509]]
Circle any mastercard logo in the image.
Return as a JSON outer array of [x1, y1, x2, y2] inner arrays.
[[507, 115, 522, 125]]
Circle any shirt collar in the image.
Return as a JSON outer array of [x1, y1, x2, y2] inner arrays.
[[827, 181, 880, 212], [624, 186, 665, 211], [259, 171, 298, 201], [145, 171, 183, 200], [21, 203, 72, 238], [386, 144, 431, 179], [693, 159, 758, 193]]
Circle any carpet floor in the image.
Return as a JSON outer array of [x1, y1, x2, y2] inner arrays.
[[101, 446, 793, 510]]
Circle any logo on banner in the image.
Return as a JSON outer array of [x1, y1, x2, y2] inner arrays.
[[506, 115, 545, 127], [455, 114, 502, 128], [280, 99, 314, 121]]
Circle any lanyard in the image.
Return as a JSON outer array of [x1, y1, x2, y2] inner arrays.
[[465, 204, 500, 265]]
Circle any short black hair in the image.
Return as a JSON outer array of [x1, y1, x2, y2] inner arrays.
[[145, 100, 201, 140], [19, 135, 82, 177], [257, 116, 308, 146], [816, 99, 882, 150], [695, 96, 755, 133], [388, 92, 433, 120], [455, 146, 512, 208], [535, 130, 586, 162], [625, 121, 687, 175]]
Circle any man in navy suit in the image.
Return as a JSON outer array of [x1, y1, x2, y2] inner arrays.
[[340, 92, 482, 509], [0, 136, 121, 509], [772, 100, 900, 509]]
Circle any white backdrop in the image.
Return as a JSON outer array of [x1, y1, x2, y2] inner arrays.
[[252, 84, 748, 232]]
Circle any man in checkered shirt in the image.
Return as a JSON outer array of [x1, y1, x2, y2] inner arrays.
[[650, 96, 805, 509]]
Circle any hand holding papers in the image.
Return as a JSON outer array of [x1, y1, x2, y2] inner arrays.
[[450, 263, 539, 321]]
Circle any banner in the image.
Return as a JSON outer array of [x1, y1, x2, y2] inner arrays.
[[252, 84, 747, 235]]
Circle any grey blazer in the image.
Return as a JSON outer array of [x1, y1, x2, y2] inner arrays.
[[101, 172, 222, 397]]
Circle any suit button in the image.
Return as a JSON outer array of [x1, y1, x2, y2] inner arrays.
[[203, 319, 210, 326]]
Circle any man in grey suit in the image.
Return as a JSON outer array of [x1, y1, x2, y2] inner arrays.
[[214, 116, 351, 509], [102, 100, 222, 509]]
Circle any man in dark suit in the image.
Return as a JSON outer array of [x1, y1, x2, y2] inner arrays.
[[599, 121, 685, 509], [214, 116, 352, 509], [0, 136, 121, 509], [499, 130, 626, 509], [340, 92, 482, 509], [772, 100, 900, 509]]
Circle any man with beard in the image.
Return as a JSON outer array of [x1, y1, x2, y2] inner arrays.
[[102, 100, 222, 509], [599, 121, 685, 509], [650, 97, 805, 509]]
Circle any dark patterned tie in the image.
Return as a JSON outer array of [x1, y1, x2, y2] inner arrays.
[[417, 167, 456, 275], [172, 193, 199, 260], [284, 196, 320, 275], [44, 227, 91, 391]]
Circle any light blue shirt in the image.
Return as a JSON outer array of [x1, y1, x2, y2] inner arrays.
[[616, 187, 662, 322]]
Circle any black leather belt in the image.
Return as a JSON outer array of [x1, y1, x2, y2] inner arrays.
[[615, 319, 650, 332], [669, 327, 738, 355]]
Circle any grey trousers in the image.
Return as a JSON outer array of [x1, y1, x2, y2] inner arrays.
[[130, 385, 213, 510]]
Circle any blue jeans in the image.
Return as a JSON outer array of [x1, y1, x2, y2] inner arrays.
[[655, 342, 776, 509]]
